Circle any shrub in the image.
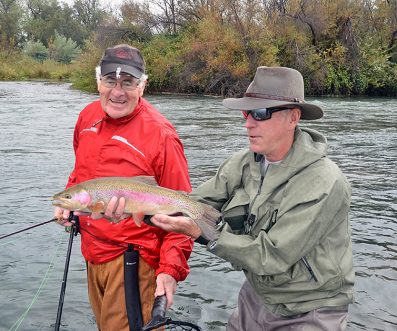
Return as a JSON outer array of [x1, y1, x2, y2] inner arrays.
[[23, 40, 48, 62]]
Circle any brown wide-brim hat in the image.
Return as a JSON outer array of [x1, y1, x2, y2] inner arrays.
[[223, 66, 323, 120]]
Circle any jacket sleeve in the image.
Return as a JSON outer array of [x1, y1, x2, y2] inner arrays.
[[154, 133, 194, 281], [190, 152, 247, 209], [209, 164, 351, 276]]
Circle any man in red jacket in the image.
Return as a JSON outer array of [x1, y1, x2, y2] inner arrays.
[[54, 44, 193, 331]]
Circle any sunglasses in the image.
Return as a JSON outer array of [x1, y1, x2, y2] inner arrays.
[[242, 107, 289, 121]]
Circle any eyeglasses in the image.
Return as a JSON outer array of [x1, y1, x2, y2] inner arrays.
[[100, 75, 140, 91], [242, 107, 288, 121]]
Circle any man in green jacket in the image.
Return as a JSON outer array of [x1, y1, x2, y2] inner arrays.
[[151, 66, 355, 330]]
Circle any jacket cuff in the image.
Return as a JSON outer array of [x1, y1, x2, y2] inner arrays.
[[155, 265, 188, 282]]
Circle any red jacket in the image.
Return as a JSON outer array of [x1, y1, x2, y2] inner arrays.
[[66, 98, 193, 281]]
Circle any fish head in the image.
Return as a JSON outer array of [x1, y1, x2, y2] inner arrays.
[[52, 186, 92, 211]]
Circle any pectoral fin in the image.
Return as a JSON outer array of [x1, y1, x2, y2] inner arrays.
[[88, 201, 105, 213], [133, 212, 145, 227]]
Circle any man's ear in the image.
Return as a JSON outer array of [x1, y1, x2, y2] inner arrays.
[[290, 108, 301, 125], [138, 80, 147, 97]]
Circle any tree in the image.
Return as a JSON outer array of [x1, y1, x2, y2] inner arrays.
[[0, 0, 24, 49], [73, 0, 105, 32], [24, 0, 65, 46], [48, 32, 81, 63]]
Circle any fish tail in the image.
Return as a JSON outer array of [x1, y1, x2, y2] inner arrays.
[[193, 202, 222, 242]]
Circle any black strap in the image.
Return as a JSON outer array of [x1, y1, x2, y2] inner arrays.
[[195, 236, 209, 245], [124, 244, 143, 331]]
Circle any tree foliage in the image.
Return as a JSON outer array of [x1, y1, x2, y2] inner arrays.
[[0, 0, 396, 96]]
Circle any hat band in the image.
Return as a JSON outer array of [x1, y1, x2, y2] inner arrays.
[[244, 92, 303, 103]]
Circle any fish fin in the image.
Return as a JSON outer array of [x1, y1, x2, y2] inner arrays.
[[193, 203, 222, 242], [133, 212, 146, 227], [131, 176, 158, 186], [88, 201, 105, 213]]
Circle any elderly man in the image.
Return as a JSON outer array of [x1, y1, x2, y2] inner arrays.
[[54, 44, 193, 331], [151, 67, 355, 330]]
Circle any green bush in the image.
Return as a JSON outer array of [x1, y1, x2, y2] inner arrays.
[[49, 33, 82, 64], [23, 40, 48, 62], [70, 39, 103, 93]]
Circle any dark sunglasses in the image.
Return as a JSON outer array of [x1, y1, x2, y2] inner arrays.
[[242, 107, 288, 121]]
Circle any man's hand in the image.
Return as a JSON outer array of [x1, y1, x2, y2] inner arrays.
[[89, 196, 130, 223], [155, 273, 177, 309], [90, 197, 129, 222], [150, 214, 202, 240], [54, 207, 74, 227]]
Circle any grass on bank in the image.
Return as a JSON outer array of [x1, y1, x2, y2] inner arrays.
[[0, 51, 74, 82]]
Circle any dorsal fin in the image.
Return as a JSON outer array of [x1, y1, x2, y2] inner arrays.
[[131, 176, 158, 186]]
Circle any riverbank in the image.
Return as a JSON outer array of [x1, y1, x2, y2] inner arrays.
[[1, 48, 397, 97]]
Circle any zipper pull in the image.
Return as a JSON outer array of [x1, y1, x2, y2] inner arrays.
[[244, 214, 256, 234]]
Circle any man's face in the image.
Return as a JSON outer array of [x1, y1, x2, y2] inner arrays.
[[244, 107, 301, 161], [97, 73, 144, 119]]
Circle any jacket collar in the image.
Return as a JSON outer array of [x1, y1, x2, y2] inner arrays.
[[102, 97, 145, 125]]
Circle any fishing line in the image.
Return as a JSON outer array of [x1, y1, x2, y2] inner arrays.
[[0, 217, 126, 248], [0, 219, 56, 240], [8, 232, 65, 331]]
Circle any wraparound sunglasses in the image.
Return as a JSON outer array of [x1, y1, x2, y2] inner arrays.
[[242, 107, 289, 121]]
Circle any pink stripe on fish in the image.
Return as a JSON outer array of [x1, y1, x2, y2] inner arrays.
[[121, 190, 175, 205]]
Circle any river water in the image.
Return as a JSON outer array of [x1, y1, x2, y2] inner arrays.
[[0, 81, 396, 331]]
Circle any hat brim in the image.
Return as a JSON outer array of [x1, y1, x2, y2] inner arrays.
[[222, 97, 323, 120], [101, 63, 143, 79]]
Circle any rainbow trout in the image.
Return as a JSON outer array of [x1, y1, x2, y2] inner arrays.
[[52, 176, 221, 240]]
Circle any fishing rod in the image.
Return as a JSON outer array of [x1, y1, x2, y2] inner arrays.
[[54, 213, 79, 331], [0, 218, 56, 240], [142, 295, 201, 331]]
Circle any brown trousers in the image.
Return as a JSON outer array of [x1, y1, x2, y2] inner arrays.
[[227, 281, 349, 331], [87, 254, 157, 331]]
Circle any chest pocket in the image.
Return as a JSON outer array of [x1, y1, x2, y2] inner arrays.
[[250, 204, 279, 238], [221, 188, 251, 233]]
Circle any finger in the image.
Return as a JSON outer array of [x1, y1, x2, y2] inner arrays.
[[114, 197, 126, 219], [165, 290, 174, 309], [54, 210, 74, 227], [155, 282, 165, 297], [104, 197, 118, 218]]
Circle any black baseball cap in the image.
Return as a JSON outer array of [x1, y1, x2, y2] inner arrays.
[[100, 44, 145, 78]]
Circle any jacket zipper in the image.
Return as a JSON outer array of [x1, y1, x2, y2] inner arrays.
[[244, 175, 264, 234], [301, 256, 318, 283]]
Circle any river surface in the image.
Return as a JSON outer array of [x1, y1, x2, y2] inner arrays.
[[0, 81, 396, 331]]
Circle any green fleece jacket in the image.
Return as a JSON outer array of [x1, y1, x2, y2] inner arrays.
[[192, 127, 354, 316]]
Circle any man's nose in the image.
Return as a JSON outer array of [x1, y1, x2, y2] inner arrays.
[[245, 114, 256, 128]]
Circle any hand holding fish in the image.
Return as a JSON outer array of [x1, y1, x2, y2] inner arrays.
[[81, 196, 130, 223], [150, 214, 202, 240], [54, 207, 74, 227]]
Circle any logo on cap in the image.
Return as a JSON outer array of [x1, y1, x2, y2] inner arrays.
[[115, 49, 131, 59]]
